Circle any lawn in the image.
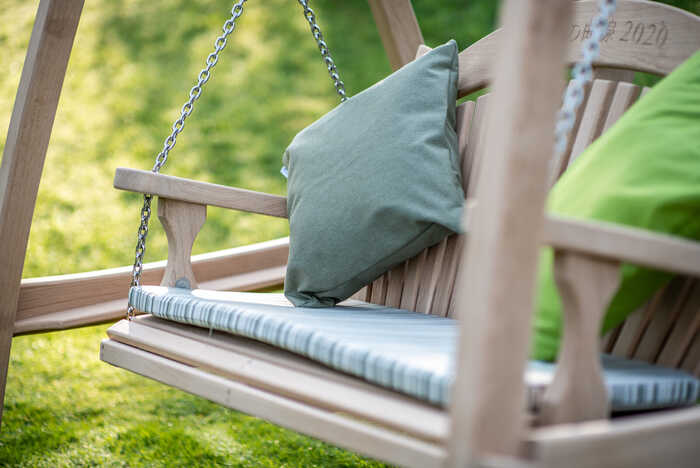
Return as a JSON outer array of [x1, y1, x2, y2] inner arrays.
[[1, 0, 698, 466]]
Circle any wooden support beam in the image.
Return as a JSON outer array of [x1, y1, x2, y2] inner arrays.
[[446, 0, 573, 463], [0, 0, 84, 427], [157, 199, 206, 289], [539, 252, 620, 425], [368, 0, 424, 71]]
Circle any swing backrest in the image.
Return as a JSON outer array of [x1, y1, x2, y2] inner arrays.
[[357, 0, 700, 376]]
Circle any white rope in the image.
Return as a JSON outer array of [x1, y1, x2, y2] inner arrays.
[[554, 0, 618, 157]]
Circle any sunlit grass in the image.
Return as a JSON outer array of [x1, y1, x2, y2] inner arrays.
[[1, 0, 697, 465]]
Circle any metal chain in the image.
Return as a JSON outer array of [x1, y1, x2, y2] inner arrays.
[[126, 0, 348, 319], [553, 0, 617, 159], [297, 0, 348, 102], [126, 0, 248, 320]]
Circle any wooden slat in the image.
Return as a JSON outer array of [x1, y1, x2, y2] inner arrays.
[[464, 94, 490, 197], [657, 279, 700, 369], [15, 237, 289, 333], [415, 241, 448, 314], [456, 0, 700, 97], [114, 168, 288, 218], [680, 331, 700, 376], [456, 100, 476, 190], [447, 0, 573, 462], [434, 235, 465, 318], [384, 262, 406, 309], [600, 82, 641, 133], [610, 295, 659, 358], [100, 339, 445, 468], [368, 0, 424, 71], [548, 82, 591, 185], [370, 273, 389, 305], [400, 249, 427, 311], [632, 278, 694, 363], [106, 316, 449, 443], [0, 0, 84, 425], [567, 79, 617, 166], [530, 407, 700, 468]]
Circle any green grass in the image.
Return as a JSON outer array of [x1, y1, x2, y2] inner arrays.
[[1, 0, 698, 466]]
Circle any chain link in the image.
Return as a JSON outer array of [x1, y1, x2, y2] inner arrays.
[[126, 0, 248, 320], [553, 0, 617, 161], [126, 0, 348, 319], [297, 0, 348, 102]]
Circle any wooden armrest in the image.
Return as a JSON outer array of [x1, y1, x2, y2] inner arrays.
[[114, 167, 288, 218], [543, 215, 700, 278]]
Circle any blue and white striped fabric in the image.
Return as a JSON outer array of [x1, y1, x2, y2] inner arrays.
[[130, 286, 700, 411]]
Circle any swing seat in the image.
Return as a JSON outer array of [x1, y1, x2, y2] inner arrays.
[[117, 285, 700, 411], [100, 2, 700, 466]]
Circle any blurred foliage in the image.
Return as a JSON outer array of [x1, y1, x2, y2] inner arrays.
[[0, 1, 698, 466]]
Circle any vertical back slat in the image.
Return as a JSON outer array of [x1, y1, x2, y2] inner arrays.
[[600, 82, 641, 133], [370, 274, 388, 304], [384, 262, 406, 308], [567, 79, 617, 166], [631, 278, 694, 363], [549, 81, 591, 184], [432, 234, 465, 317], [464, 94, 491, 197], [610, 289, 664, 358], [415, 240, 448, 314], [400, 249, 427, 310], [657, 279, 700, 368]]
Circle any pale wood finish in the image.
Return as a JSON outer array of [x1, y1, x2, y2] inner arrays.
[[456, 0, 700, 97], [114, 168, 288, 218], [447, 1, 574, 463], [567, 79, 617, 166], [100, 339, 446, 468], [543, 214, 700, 279], [15, 238, 288, 334], [368, 0, 424, 71], [539, 253, 620, 425], [529, 407, 700, 468], [0, 0, 84, 426], [157, 199, 206, 289], [106, 315, 449, 443]]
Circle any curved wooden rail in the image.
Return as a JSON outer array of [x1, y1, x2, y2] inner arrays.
[[457, 0, 700, 96], [14, 237, 289, 335]]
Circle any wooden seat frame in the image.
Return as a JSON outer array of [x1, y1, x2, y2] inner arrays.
[[2, 1, 700, 467]]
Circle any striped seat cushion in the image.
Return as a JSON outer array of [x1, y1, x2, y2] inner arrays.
[[130, 286, 700, 411]]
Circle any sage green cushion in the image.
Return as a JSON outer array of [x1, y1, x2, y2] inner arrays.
[[283, 40, 464, 307], [533, 50, 700, 361]]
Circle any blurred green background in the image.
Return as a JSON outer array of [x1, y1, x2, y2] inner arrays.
[[1, 0, 698, 466]]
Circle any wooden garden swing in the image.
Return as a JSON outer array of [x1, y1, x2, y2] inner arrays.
[[1, 0, 699, 466]]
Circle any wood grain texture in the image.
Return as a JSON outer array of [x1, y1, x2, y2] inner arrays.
[[447, 0, 573, 462], [529, 407, 700, 468], [114, 168, 288, 218], [456, 0, 700, 97], [100, 338, 446, 468], [157, 199, 206, 289], [106, 316, 449, 444], [567, 79, 617, 166], [539, 253, 620, 426], [544, 214, 700, 278], [368, 0, 424, 71], [601, 82, 641, 133], [0, 0, 84, 426], [15, 237, 289, 334]]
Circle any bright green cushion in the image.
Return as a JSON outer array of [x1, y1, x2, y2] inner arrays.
[[283, 40, 464, 307], [533, 51, 700, 361]]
